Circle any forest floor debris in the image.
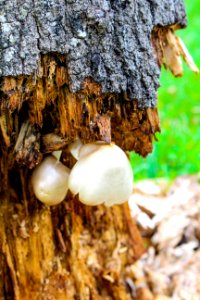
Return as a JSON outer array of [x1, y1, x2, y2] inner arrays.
[[128, 175, 200, 300]]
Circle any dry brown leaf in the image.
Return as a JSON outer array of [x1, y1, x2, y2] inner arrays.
[[128, 175, 200, 299]]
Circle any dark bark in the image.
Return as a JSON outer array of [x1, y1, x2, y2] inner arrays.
[[0, 0, 186, 107]]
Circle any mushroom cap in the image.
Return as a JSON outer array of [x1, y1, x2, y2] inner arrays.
[[31, 156, 70, 206], [68, 143, 133, 206], [78, 141, 105, 159]]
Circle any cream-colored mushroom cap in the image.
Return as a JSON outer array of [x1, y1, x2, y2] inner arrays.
[[68, 143, 133, 206], [31, 156, 70, 206]]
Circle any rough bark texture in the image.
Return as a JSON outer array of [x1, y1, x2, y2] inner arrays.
[[0, 0, 187, 299], [0, 0, 186, 106]]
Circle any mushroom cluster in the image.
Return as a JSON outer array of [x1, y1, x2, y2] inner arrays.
[[31, 140, 133, 206]]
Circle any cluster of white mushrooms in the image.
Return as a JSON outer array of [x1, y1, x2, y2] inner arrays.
[[31, 140, 133, 207]]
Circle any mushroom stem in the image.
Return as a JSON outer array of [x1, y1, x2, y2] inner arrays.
[[68, 138, 83, 160]]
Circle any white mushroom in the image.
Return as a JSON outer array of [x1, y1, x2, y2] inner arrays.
[[68, 142, 133, 206], [31, 155, 70, 206]]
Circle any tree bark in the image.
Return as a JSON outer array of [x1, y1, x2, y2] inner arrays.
[[0, 1, 187, 299]]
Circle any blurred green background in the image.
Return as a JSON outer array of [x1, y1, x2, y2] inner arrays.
[[130, 0, 200, 180]]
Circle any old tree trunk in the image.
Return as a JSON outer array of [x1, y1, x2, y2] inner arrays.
[[0, 1, 189, 299]]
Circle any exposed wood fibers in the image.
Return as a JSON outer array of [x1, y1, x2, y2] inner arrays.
[[0, 196, 145, 299], [0, 53, 159, 299], [0, 54, 160, 169]]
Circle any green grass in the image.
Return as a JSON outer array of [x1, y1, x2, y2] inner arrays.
[[130, 0, 200, 180]]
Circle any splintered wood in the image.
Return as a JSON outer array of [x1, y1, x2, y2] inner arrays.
[[0, 53, 150, 299], [152, 26, 199, 77], [0, 26, 197, 299], [0, 54, 160, 168], [0, 199, 144, 300]]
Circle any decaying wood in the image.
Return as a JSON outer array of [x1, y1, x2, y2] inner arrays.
[[0, 196, 144, 299], [0, 54, 160, 161], [0, 60, 149, 298], [0, 32, 194, 295], [152, 26, 199, 76], [0, 0, 194, 299]]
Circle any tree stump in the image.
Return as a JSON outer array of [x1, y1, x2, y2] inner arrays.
[[0, 1, 189, 299]]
